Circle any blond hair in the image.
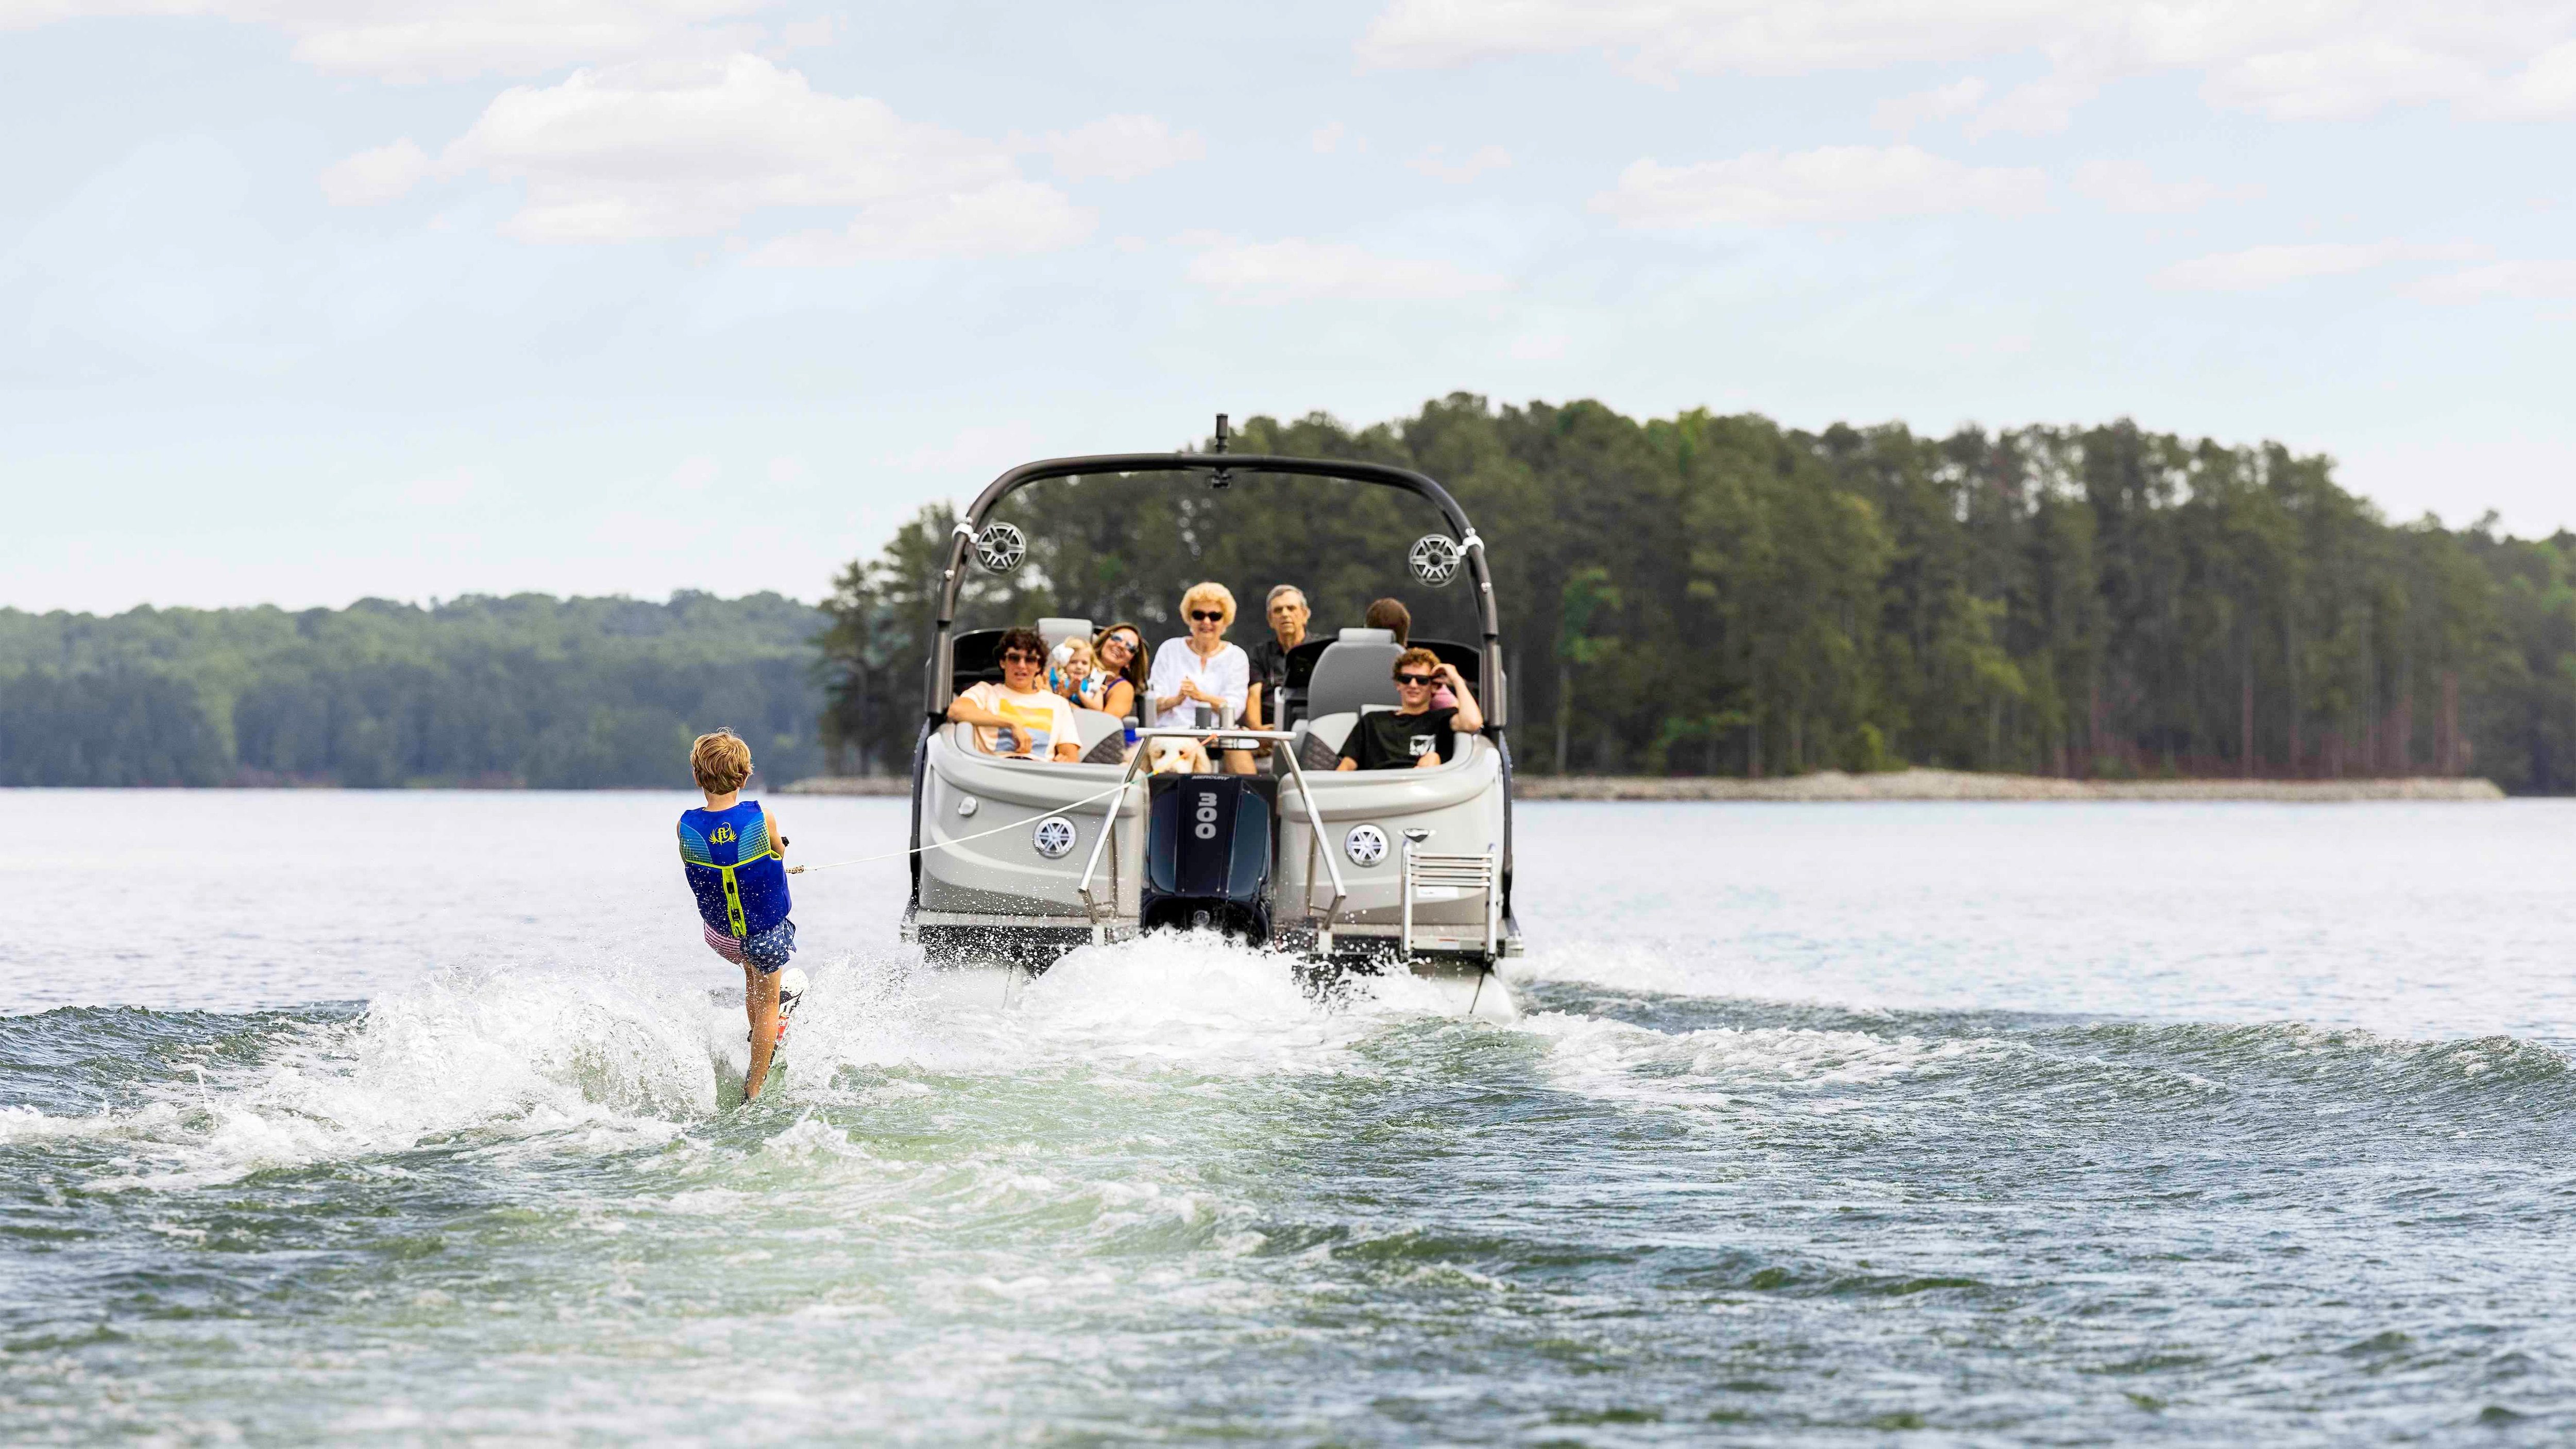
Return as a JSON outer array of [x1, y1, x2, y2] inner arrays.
[[690, 729, 753, 793], [1179, 580, 1237, 629], [1054, 636, 1095, 669]]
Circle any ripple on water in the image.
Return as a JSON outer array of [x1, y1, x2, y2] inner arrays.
[[11, 796, 2576, 1443]]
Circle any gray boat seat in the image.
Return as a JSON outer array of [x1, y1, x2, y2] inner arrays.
[[1037, 617, 1093, 651], [1294, 712, 1363, 771], [1071, 707, 1122, 753], [947, 707, 1123, 762], [1304, 634, 1405, 718], [1292, 706, 1482, 773]]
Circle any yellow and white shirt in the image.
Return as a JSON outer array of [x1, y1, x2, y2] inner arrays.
[[961, 681, 1080, 759]]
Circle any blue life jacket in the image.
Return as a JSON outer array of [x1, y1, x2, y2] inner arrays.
[[677, 801, 791, 940]]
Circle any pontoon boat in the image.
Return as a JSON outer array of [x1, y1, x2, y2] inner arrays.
[[899, 431, 1523, 980]]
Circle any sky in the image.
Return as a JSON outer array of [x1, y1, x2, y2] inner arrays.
[[5, 0, 2573, 614]]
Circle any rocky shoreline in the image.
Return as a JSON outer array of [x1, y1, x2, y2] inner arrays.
[[780, 769, 2503, 802]]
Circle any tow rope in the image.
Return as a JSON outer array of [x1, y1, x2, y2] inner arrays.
[[784, 778, 1139, 875]]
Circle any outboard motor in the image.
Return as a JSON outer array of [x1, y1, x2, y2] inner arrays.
[[1142, 774, 1276, 942]]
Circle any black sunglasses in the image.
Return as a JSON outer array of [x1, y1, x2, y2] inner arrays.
[[1189, 610, 1225, 622], [1001, 650, 1044, 664], [1396, 673, 1437, 686]]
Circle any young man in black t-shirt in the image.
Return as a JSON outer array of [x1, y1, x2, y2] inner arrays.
[[1336, 647, 1484, 771]]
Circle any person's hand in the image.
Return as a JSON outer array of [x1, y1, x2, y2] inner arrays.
[[1413, 749, 1440, 769], [1438, 662, 1465, 686]]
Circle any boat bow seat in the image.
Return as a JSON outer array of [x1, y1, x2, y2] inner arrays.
[[1290, 708, 1480, 774], [946, 707, 1124, 762]]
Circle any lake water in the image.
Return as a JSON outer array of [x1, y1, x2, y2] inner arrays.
[[5, 790, 2575, 1444]]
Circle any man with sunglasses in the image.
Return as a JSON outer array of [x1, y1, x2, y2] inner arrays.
[[947, 627, 1082, 762], [1336, 647, 1483, 771]]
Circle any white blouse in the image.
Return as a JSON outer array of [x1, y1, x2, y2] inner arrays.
[[1147, 638, 1249, 727]]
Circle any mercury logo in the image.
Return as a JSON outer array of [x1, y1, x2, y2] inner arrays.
[[1193, 792, 1219, 840]]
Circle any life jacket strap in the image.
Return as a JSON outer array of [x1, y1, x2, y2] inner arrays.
[[710, 837, 785, 940]]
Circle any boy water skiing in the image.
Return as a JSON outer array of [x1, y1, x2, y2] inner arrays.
[[677, 729, 801, 1103]]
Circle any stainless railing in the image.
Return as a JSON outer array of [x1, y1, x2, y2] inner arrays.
[[1072, 728, 1349, 952]]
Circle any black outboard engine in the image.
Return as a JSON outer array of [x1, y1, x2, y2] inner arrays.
[[1142, 774, 1276, 943]]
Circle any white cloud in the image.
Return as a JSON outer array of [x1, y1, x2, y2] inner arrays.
[[0, 0, 777, 81], [1873, 77, 1988, 134], [1038, 114, 1205, 182], [2467, 40, 2576, 119], [318, 138, 431, 205], [1181, 237, 1506, 305], [750, 181, 1092, 265], [2411, 260, 2576, 301], [1964, 73, 2099, 136], [1594, 145, 2046, 229], [2155, 240, 2488, 291], [2072, 158, 2256, 214], [1408, 143, 1513, 182], [1357, 1, 2576, 126], [1311, 121, 1350, 153], [381, 53, 1083, 256]]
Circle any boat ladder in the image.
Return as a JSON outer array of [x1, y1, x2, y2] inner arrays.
[[1400, 846, 1501, 962]]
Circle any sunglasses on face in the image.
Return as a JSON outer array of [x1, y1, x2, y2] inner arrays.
[[1189, 610, 1225, 622], [1396, 673, 1437, 687], [1002, 651, 1043, 664]]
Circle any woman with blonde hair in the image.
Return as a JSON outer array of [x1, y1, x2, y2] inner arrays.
[[1147, 582, 1256, 774], [1091, 622, 1147, 721]]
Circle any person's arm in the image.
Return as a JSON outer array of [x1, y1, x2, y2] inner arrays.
[[1147, 642, 1190, 713], [1336, 724, 1367, 771], [765, 808, 787, 860], [1442, 664, 1483, 734], [945, 687, 1021, 754], [1245, 682, 1264, 731], [946, 686, 1011, 728], [1103, 678, 1135, 719], [1047, 698, 1082, 761], [1336, 756, 1358, 771]]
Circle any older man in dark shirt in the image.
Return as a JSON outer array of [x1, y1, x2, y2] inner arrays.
[[1244, 584, 1310, 731]]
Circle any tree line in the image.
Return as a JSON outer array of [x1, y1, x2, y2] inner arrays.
[[0, 593, 825, 788], [5, 397, 2568, 793], [816, 396, 2576, 793]]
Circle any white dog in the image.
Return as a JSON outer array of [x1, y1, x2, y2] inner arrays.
[[1141, 736, 1214, 775]]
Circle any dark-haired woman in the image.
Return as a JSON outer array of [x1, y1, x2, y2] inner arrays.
[[1092, 622, 1147, 721]]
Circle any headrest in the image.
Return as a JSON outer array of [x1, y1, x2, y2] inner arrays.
[[1037, 617, 1094, 650], [1337, 627, 1396, 644], [1304, 639, 1406, 719]]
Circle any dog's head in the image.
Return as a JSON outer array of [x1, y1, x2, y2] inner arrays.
[[1142, 737, 1213, 775]]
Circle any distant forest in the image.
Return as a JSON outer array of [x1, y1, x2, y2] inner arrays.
[[817, 396, 2576, 793], [0, 594, 824, 788], [7, 397, 2572, 791]]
